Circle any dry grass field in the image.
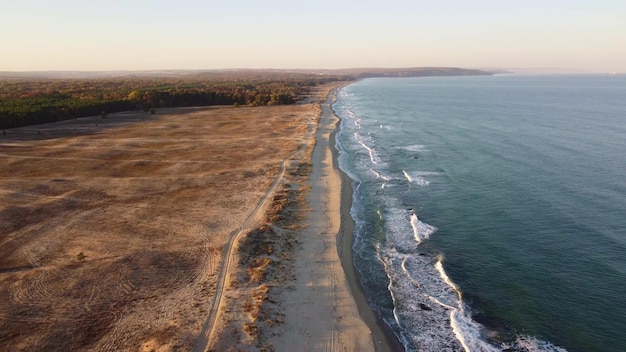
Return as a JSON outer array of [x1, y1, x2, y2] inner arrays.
[[0, 92, 326, 351]]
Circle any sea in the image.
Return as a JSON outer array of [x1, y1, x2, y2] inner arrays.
[[333, 74, 626, 352]]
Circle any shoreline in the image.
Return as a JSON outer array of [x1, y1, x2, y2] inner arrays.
[[187, 83, 405, 351], [252, 83, 375, 351], [329, 86, 405, 352]]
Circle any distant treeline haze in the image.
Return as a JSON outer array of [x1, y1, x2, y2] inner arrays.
[[0, 74, 347, 129]]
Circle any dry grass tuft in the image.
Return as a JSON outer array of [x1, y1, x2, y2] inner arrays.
[[246, 258, 272, 283]]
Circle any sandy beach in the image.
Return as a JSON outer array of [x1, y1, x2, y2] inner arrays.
[[205, 85, 389, 351], [208, 85, 402, 351], [262, 89, 375, 351], [0, 82, 400, 351]]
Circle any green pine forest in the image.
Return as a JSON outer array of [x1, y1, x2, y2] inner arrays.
[[0, 73, 347, 129]]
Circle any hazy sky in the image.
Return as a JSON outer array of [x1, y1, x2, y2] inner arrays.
[[2, 0, 625, 72]]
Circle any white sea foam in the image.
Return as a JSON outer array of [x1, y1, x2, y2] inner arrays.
[[403, 170, 430, 186], [370, 169, 392, 188], [384, 224, 561, 352], [398, 144, 428, 152], [339, 106, 362, 128], [383, 208, 419, 252], [382, 248, 467, 350], [410, 212, 437, 245], [381, 207, 438, 255], [434, 259, 460, 292], [375, 201, 501, 351], [382, 248, 501, 351], [370, 169, 391, 181], [355, 132, 381, 164], [436, 259, 502, 352]]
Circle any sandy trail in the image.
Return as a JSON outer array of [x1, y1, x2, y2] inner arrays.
[[192, 149, 296, 352]]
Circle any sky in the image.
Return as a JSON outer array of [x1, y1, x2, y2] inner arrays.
[[1, 0, 625, 73]]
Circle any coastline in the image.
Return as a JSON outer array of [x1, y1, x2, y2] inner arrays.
[[188, 83, 404, 351], [0, 81, 406, 350], [330, 87, 405, 352], [259, 83, 377, 351]]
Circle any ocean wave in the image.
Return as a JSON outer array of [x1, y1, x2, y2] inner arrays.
[[366, 169, 443, 189], [355, 131, 381, 164], [410, 211, 437, 244], [380, 208, 498, 351], [370, 187, 503, 351], [370, 169, 392, 181], [403, 170, 430, 186], [382, 248, 469, 351], [383, 233, 564, 351], [370, 168, 392, 188]]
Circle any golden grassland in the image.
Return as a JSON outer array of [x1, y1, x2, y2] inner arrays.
[[0, 84, 333, 351]]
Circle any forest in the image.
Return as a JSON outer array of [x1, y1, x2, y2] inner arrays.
[[0, 72, 348, 129]]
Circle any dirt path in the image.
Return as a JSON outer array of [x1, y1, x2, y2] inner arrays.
[[192, 150, 296, 352]]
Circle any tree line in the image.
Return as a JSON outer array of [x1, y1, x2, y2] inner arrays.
[[0, 74, 347, 129]]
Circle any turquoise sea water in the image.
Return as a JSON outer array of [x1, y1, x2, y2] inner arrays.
[[334, 75, 626, 351]]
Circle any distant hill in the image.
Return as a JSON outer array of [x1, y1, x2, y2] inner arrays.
[[323, 67, 496, 78], [0, 67, 496, 80]]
